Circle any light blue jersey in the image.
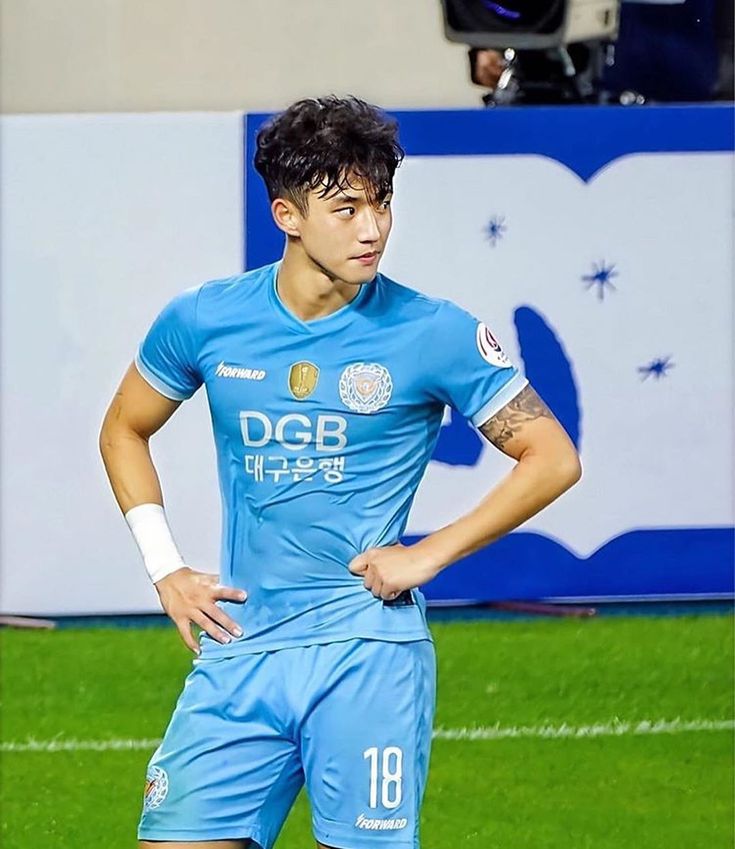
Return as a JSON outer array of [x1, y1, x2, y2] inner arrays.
[[136, 261, 526, 656]]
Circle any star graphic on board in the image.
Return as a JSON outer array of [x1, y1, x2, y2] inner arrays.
[[638, 357, 675, 381], [484, 216, 507, 247], [582, 261, 618, 301]]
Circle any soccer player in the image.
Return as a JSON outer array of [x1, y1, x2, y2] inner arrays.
[[99, 95, 581, 849]]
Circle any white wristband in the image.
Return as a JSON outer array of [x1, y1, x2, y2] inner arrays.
[[124, 503, 185, 584]]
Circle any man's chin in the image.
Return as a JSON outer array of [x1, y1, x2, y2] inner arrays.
[[345, 264, 379, 285], [314, 256, 378, 286]]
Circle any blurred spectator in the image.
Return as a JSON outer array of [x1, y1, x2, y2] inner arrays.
[[469, 0, 733, 105], [469, 45, 597, 105], [604, 0, 731, 101]]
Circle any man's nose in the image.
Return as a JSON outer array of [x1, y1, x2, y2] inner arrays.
[[357, 208, 380, 242]]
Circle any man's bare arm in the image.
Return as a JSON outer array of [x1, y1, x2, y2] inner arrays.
[[348, 383, 581, 597], [99, 363, 181, 513], [410, 384, 582, 573], [99, 364, 246, 651], [478, 384, 555, 451]]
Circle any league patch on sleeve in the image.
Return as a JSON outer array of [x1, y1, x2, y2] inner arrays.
[[476, 323, 512, 369]]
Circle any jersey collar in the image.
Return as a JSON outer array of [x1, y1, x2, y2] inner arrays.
[[268, 260, 372, 334]]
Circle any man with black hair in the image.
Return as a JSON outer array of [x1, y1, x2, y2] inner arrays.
[[100, 95, 581, 849]]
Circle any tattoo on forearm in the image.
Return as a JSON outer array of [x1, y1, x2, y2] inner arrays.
[[479, 385, 553, 450]]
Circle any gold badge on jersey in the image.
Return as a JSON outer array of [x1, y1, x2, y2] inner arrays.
[[288, 361, 319, 400]]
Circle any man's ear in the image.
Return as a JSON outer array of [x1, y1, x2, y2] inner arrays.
[[272, 198, 302, 237]]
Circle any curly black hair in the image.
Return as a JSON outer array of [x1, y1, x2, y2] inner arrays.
[[254, 95, 404, 215]]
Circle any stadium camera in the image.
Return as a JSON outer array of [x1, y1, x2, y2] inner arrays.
[[441, 0, 620, 50]]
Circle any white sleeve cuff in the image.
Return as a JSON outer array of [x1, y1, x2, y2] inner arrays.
[[134, 350, 192, 401], [471, 373, 529, 428]]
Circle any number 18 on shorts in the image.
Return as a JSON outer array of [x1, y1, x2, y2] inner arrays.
[[359, 745, 407, 830]]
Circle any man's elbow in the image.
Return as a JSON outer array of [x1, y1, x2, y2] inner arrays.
[[558, 450, 583, 491], [98, 416, 142, 461], [520, 439, 582, 489], [98, 420, 118, 462]]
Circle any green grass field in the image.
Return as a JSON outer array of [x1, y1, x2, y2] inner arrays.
[[1, 613, 733, 848]]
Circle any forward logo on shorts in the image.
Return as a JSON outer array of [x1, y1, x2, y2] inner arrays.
[[355, 813, 408, 830], [215, 361, 267, 381]]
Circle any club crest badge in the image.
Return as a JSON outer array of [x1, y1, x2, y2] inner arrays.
[[143, 765, 169, 812], [476, 323, 512, 369], [288, 361, 319, 400], [339, 363, 393, 413]]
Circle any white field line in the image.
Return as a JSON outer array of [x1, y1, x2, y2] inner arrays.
[[1, 737, 163, 753], [432, 717, 735, 741], [1, 718, 732, 753]]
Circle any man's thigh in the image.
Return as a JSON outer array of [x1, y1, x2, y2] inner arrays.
[[300, 639, 436, 849]]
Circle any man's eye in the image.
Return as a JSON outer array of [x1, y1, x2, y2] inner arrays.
[[336, 207, 356, 216]]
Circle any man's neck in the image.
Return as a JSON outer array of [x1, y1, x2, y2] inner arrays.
[[276, 246, 362, 322]]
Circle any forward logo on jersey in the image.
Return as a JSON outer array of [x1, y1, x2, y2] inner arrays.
[[215, 361, 267, 381], [143, 765, 168, 812], [289, 361, 319, 400], [476, 323, 512, 369], [339, 363, 393, 414]]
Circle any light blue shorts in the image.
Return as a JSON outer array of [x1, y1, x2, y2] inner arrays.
[[138, 638, 436, 848]]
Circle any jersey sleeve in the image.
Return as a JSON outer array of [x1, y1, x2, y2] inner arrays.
[[134, 286, 203, 401], [429, 300, 528, 427]]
